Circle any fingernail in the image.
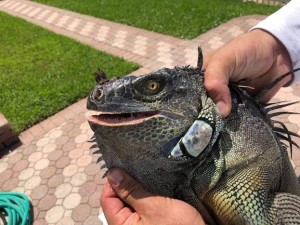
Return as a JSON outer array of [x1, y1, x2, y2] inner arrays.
[[108, 169, 124, 186]]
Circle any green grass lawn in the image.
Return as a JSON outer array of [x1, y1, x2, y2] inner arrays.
[[33, 0, 280, 39], [0, 12, 139, 133]]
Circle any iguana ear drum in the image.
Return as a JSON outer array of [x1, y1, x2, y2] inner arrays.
[[170, 120, 212, 158]]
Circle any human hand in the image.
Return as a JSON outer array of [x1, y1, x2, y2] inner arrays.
[[100, 168, 205, 225], [204, 29, 293, 117]]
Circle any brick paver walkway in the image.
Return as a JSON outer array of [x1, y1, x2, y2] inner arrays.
[[0, 0, 299, 224]]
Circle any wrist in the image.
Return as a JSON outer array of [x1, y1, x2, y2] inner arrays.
[[252, 29, 293, 86]]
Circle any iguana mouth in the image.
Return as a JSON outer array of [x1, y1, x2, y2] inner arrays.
[[88, 110, 160, 126]]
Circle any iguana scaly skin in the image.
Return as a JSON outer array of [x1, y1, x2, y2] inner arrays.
[[87, 49, 300, 225]]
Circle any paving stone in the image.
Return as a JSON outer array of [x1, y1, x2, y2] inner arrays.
[[61, 123, 74, 132], [12, 159, 29, 172], [55, 183, 72, 199], [79, 181, 97, 197], [81, 196, 89, 204], [80, 122, 90, 130], [50, 114, 66, 126], [40, 166, 56, 179], [29, 124, 46, 138], [63, 193, 82, 209], [85, 163, 101, 176], [18, 168, 35, 180], [39, 119, 56, 132], [84, 215, 102, 225], [57, 216, 75, 225], [7, 152, 22, 164], [31, 185, 49, 200], [69, 148, 84, 159], [71, 173, 87, 186], [88, 191, 100, 208], [38, 195, 56, 210], [55, 156, 71, 168], [22, 144, 36, 156], [68, 124, 83, 135], [49, 129, 63, 139], [36, 137, 50, 147], [2, 177, 19, 191], [55, 135, 69, 146], [63, 141, 77, 151], [48, 149, 64, 161], [74, 133, 89, 144], [24, 175, 42, 189], [0, 161, 8, 173], [81, 141, 93, 151], [34, 158, 49, 170], [91, 207, 101, 216], [41, 143, 56, 153], [28, 152, 43, 163], [77, 155, 92, 167], [45, 206, 65, 224], [12, 186, 25, 193], [33, 219, 48, 225], [72, 204, 91, 222], [94, 173, 107, 185], [48, 174, 64, 188], [63, 164, 79, 177], [37, 211, 47, 220]]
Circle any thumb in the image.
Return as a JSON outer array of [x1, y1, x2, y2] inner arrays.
[[204, 67, 232, 117], [107, 168, 154, 212], [203, 51, 233, 117]]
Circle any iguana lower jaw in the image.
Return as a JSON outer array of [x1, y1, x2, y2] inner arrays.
[[88, 110, 160, 127]]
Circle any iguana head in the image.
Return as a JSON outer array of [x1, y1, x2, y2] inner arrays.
[[86, 50, 220, 196], [87, 66, 205, 152]]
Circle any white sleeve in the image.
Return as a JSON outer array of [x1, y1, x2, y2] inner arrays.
[[251, 0, 300, 85]]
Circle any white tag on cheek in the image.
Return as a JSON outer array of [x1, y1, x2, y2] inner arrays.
[[170, 120, 212, 158], [182, 120, 212, 157], [170, 143, 183, 157]]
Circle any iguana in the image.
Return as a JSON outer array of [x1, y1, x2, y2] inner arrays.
[[87, 49, 300, 225]]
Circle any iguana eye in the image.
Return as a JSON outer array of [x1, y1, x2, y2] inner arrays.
[[146, 80, 160, 93], [134, 76, 166, 97]]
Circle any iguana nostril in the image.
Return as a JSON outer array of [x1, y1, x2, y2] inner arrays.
[[93, 88, 102, 100]]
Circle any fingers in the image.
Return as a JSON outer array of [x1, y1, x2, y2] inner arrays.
[[105, 168, 206, 225], [204, 58, 232, 117], [101, 182, 138, 225], [107, 168, 155, 213], [100, 182, 124, 216]]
